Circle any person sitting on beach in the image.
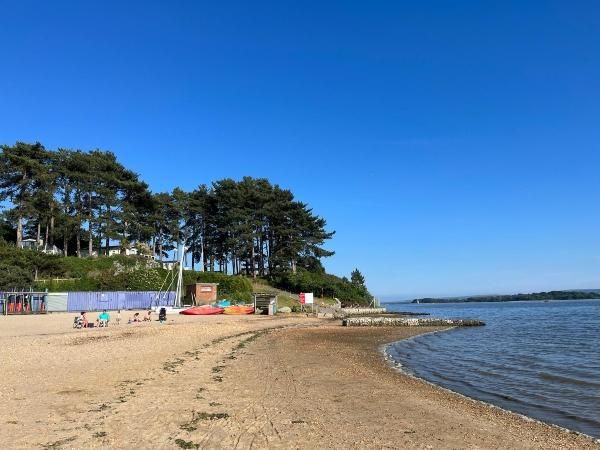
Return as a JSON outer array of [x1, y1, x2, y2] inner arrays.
[[143, 310, 152, 322], [80, 311, 88, 328], [132, 312, 142, 323], [97, 310, 110, 327]]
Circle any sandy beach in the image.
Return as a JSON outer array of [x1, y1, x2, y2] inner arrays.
[[0, 313, 597, 449]]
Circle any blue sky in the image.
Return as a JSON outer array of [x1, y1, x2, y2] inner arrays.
[[1, 1, 599, 298]]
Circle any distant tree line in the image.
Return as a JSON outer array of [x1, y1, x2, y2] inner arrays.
[[0, 141, 335, 277], [412, 290, 600, 304]]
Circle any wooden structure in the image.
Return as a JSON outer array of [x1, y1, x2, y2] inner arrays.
[[253, 293, 278, 315], [186, 283, 219, 305]]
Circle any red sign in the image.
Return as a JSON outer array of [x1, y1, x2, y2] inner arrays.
[[299, 293, 305, 304]]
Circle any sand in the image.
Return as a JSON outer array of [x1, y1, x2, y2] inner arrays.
[[0, 313, 597, 449]]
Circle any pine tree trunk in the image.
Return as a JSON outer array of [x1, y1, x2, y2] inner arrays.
[[36, 222, 41, 245], [105, 206, 110, 250], [16, 214, 23, 247], [88, 223, 93, 257], [44, 223, 49, 250], [259, 233, 264, 276], [76, 231, 81, 257], [88, 195, 94, 256], [63, 233, 68, 257], [267, 231, 273, 274], [251, 238, 256, 278], [50, 212, 55, 246]]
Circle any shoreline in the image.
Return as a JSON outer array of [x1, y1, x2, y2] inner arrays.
[[209, 324, 599, 449], [381, 329, 600, 445], [1, 314, 598, 449]]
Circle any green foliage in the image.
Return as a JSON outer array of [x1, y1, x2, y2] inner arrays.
[[350, 268, 366, 287], [271, 269, 373, 306], [0, 243, 64, 289], [0, 141, 345, 300], [0, 262, 34, 290], [0, 141, 336, 277]]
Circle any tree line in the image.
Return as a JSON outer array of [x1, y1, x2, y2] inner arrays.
[[0, 141, 335, 277], [412, 290, 600, 303]]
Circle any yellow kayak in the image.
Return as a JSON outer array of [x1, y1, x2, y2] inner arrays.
[[223, 305, 255, 315]]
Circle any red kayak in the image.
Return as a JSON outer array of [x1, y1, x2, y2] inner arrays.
[[180, 305, 224, 315]]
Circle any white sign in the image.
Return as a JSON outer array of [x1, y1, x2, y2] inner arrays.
[[304, 292, 314, 304]]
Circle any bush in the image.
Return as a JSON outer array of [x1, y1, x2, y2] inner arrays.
[[271, 269, 373, 306]]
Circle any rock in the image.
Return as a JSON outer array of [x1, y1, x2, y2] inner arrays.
[[279, 307, 292, 313], [317, 312, 334, 319]]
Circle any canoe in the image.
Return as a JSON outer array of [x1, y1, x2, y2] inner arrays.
[[180, 305, 224, 315], [223, 305, 255, 315]]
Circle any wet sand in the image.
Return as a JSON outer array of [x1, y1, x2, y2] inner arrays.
[[0, 314, 597, 449]]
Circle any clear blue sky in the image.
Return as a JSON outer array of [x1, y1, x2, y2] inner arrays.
[[2, 1, 599, 298]]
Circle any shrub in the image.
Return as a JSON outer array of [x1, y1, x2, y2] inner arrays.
[[271, 269, 373, 306]]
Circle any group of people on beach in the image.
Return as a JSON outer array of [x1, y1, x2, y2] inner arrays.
[[75, 310, 154, 329]]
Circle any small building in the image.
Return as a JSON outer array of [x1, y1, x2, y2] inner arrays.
[[253, 293, 278, 315], [158, 260, 178, 270], [18, 238, 40, 250], [186, 283, 219, 305], [99, 244, 138, 257], [18, 238, 62, 255]]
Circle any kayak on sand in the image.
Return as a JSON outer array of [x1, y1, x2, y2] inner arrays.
[[180, 305, 224, 315], [223, 305, 255, 315]]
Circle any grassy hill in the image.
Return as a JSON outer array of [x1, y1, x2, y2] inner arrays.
[[251, 280, 339, 310], [0, 242, 373, 306]]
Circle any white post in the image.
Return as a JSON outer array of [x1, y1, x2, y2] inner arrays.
[[174, 244, 186, 308]]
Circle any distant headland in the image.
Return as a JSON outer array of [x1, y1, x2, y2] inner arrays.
[[411, 290, 600, 304]]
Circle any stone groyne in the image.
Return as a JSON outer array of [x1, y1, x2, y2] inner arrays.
[[341, 307, 387, 315], [342, 317, 485, 327]]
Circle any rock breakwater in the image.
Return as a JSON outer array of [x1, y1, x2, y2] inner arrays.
[[342, 317, 485, 327]]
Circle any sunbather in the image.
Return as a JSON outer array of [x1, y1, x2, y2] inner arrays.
[[97, 310, 110, 327], [143, 310, 152, 322]]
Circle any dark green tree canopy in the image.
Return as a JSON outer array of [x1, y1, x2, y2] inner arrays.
[[0, 142, 335, 278], [351, 268, 366, 287]]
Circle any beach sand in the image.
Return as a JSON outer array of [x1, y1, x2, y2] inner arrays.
[[0, 313, 597, 449]]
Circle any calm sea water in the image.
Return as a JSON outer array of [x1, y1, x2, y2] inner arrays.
[[385, 300, 600, 439]]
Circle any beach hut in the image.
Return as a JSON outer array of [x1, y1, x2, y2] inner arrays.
[[186, 283, 219, 305]]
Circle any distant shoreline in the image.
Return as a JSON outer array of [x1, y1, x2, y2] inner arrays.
[[411, 290, 600, 304]]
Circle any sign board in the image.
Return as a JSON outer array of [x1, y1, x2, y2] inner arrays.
[[200, 287, 213, 292], [299, 292, 313, 305]]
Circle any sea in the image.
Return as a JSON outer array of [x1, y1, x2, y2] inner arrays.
[[384, 300, 600, 439]]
